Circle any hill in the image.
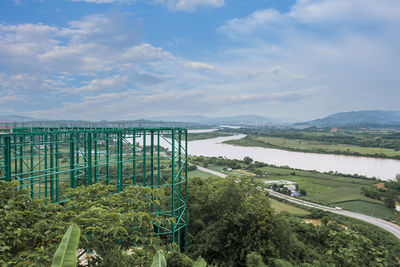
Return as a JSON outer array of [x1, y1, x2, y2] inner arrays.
[[298, 110, 400, 128]]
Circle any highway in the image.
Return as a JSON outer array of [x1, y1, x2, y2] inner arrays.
[[196, 165, 400, 240]]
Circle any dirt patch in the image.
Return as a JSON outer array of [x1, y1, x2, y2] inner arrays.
[[302, 219, 322, 226], [376, 183, 385, 189]]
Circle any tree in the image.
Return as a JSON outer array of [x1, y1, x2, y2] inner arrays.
[[396, 173, 400, 182], [300, 189, 307, 196], [243, 156, 253, 165], [384, 197, 396, 210]]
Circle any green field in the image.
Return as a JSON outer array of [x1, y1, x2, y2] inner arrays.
[[188, 169, 219, 179], [268, 197, 310, 216], [224, 135, 400, 159], [187, 131, 232, 141], [334, 200, 396, 219]]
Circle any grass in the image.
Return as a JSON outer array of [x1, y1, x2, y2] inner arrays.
[[258, 165, 378, 205], [268, 197, 310, 216], [188, 169, 219, 179], [335, 200, 396, 219], [224, 135, 400, 159], [187, 132, 233, 141]]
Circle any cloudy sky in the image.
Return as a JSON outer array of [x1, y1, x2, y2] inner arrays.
[[0, 0, 399, 121]]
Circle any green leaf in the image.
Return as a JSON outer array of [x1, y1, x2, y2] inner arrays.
[[193, 256, 207, 267], [51, 224, 81, 267], [151, 250, 166, 267]]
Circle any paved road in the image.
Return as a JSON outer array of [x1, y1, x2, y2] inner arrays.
[[196, 165, 227, 178], [196, 166, 400, 240]]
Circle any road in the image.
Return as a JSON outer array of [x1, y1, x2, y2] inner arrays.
[[196, 165, 400, 240]]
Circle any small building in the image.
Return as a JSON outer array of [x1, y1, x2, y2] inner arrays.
[[291, 192, 301, 197], [284, 184, 297, 191]]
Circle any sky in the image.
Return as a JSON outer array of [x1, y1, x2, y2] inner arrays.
[[0, 0, 399, 121]]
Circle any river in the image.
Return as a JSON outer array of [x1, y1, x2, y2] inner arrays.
[[188, 134, 400, 181]]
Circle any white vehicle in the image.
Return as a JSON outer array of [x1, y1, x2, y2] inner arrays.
[[335, 207, 343, 210]]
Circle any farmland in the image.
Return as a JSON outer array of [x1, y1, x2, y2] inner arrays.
[[224, 134, 400, 159], [189, 156, 400, 225]]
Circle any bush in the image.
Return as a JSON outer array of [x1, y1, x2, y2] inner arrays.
[[384, 197, 396, 210], [188, 165, 197, 171], [246, 252, 267, 267], [165, 251, 194, 267]]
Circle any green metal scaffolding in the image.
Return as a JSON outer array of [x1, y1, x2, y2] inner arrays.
[[0, 127, 188, 252]]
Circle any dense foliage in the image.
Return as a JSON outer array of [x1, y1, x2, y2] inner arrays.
[[0, 181, 168, 266], [2, 173, 400, 266], [187, 177, 398, 266]]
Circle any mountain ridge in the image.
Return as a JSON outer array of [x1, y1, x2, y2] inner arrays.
[[297, 110, 400, 127]]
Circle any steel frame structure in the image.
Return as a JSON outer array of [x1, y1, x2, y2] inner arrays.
[[0, 127, 188, 252]]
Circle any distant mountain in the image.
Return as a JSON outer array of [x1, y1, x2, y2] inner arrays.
[[297, 110, 400, 127], [0, 115, 38, 122], [149, 114, 280, 126]]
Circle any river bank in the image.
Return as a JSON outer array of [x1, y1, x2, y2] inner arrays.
[[223, 134, 400, 160]]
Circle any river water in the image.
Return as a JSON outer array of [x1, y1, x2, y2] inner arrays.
[[188, 134, 400, 181]]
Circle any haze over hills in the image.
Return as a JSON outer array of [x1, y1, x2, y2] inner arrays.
[[149, 115, 282, 125], [298, 110, 400, 127], [0, 115, 38, 122], [2, 111, 400, 128]]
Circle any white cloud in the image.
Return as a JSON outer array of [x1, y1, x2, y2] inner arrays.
[[218, 9, 283, 37], [71, 0, 134, 3], [290, 0, 400, 24], [159, 0, 224, 11], [184, 61, 215, 70], [73, 75, 128, 92], [122, 43, 172, 60], [71, 0, 223, 11], [269, 66, 282, 75]]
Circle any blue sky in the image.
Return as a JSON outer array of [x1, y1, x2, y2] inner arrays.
[[0, 0, 399, 121]]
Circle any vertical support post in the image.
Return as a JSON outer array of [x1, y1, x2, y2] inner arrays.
[[19, 136, 23, 186], [157, 130, 161, 235], [76, 134, 80, 187], [38, 135, 41, 198], [117, 132, 123, 192], [87, 132, 92, 186], [132, 130, 136, 185], [50, 134, 54, 202], [142, 130, 146, 186], [13, 135, 17, 180], [157, 130, 160, 188], [70, 133, 75, 188], [184, 129, 188, 254], [171, 129, 175, 244], [55, 134, 59, 202], [151, 131, 154, 188], [44, 134, 48, 198], [177, 130, 182, 247], [30, 135, 34, 198], [150, 130, 154, 213], [106, 133, 109, 185], [94, 133, 98, 183], [4, 136, 11, 182]]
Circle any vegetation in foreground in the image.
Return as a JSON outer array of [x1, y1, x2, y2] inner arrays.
[[2, 173, 400, 266], [188, 177, 400, 266]]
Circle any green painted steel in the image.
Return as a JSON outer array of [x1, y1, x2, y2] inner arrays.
[[0, 126, 188, 252]]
